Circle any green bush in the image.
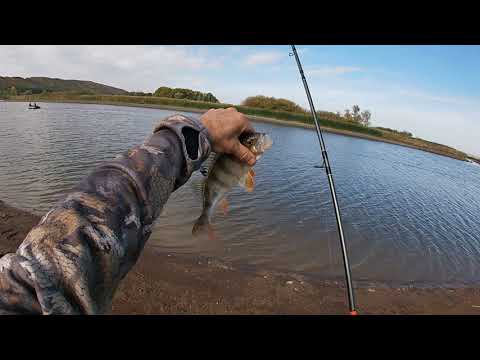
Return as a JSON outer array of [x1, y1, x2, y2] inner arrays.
[[25, 93, 383, 137], [153, 86, 219, 103], [241, 95, 306, 113]]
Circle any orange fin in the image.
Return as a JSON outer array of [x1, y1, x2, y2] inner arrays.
[[193, 215, 217, 240], [207, 224, 216, 240], [192, 214, 208, 237], [219, 198, 229, 216], [245, 172, 255, 192], [248, 168, 256, 177]]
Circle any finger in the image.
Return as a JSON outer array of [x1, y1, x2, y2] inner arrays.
[[232, 142, 256, 166], [243, 119, 255, 134], [237, 113, 255, 134]]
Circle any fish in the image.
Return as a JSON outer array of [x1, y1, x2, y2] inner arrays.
[[192, 132, 273, 239]]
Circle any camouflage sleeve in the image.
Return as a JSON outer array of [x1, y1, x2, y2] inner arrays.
[[0, 114, 212, 315]]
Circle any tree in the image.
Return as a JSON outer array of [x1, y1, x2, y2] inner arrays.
[[241, 95, 306, 113], [352, 104, 360, 116], [360, 110, 371, 127], [153, 86, 219, 103], [154, 86, 174, 98], [205, 93, 217, 103], [344, 109, 352, 120], [352, 104, 361, 123]]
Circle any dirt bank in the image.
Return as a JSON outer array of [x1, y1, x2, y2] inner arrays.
[[1, 200, 479, 314]]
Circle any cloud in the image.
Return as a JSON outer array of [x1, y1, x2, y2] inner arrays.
[[0, 45, 478, 155], [396, 88, 478, 107], [243, 51, 284, 66], [307, 66, 363, 77], [0, 45, 223, 93], [217, 74, 480, 155]]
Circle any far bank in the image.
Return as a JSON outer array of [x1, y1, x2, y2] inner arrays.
[[5, 97, 468, 162]]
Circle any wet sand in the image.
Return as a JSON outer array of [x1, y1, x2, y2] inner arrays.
[[1, 199, 480, 315]]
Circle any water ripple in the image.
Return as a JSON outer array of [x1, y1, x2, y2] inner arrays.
[[1, 101, 480, 286]]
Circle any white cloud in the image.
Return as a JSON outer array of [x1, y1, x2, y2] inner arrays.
[[0, 45, 222, 93], [0, 45, 478, 155], [215, 74, 480, 155], [244, 51, 284, 66], [307, 66, 363, 77], [396, 88, 477, 107]]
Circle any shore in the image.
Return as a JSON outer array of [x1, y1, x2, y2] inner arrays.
[[1, 199, 480, 314], [7, 99, 467, 162]]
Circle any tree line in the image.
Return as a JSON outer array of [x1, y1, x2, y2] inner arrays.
[[0, 83, 376, 130], [338, 105, 372, 127], [241, 95, 373, 127], [241, 95, 306, 113], [152, 86, 219, 103]]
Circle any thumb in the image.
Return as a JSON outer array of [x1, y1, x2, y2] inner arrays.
[[232, 141, 256, 166]]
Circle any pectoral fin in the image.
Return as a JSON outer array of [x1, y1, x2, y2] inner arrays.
[[193, 213, 216, 240], [207, 224, 216, 241], [239, 168, 255, 193], [218, 197, 229, 216], [245, 171, 255, 192]]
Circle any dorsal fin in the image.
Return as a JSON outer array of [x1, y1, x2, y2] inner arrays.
[[200, 151, 219, 177], [190, 151, 219, 203]]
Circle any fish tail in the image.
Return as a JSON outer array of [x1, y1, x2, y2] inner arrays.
[[192, 213, 216, 240]]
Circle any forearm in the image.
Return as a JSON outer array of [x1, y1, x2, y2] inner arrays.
[[0, 114, 211, 314]]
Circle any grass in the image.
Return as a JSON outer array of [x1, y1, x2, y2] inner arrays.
[[11, 93, 468, 161], [16, 93, 383, 137]]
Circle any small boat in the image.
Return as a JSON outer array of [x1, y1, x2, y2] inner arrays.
[[28, 103, 41, 109]]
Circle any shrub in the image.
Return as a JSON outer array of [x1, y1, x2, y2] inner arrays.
[[153, 86, 219, 103], [241, 95, 306, 113]]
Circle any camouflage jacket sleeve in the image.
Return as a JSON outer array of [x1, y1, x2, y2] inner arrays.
[[0, 114, 212, 315]]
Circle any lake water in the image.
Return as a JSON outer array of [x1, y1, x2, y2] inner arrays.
[[1, 101, 480, 287]]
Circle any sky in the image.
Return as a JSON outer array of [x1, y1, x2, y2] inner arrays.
[[1, 45, 479, 155]]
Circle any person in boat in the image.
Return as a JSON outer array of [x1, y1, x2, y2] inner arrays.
[[0, 108, 257, 314], [29, 102, 32, 107]]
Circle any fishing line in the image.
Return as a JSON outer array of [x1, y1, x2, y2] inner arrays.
[[290, 45, 358, 315]]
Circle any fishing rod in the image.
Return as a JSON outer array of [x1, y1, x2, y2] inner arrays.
[[290, 45, 357, 315]]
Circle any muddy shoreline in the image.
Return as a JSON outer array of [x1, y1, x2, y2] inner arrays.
[[1, 199, 480, 314]]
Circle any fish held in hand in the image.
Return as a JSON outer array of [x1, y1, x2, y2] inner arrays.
[[192, 132, 273, 239]]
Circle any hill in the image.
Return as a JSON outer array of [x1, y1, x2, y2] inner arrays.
[[0, 76, 128, 96]]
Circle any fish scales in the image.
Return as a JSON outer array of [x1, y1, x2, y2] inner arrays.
[[192, 132, 273, 239]]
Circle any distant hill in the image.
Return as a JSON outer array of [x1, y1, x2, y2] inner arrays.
[[0, 76, 128, 96]]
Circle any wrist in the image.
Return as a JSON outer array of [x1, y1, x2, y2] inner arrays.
[[152, 114, 212, 185]]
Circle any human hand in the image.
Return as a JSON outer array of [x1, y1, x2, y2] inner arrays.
[[200, 107, 257, 166]]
